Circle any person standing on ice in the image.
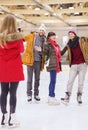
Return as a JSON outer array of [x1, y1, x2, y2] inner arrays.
[[0, 14, 24, 128], [43, 32, 61, 105], [61, 30, 87, 104], [23, 24, 46, 102]]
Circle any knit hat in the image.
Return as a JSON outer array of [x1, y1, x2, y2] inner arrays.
[[38, 24, 46, 32], [68, 30, 76, 36]]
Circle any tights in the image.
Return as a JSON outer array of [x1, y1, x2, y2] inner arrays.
[[0, 82, 19, 114]]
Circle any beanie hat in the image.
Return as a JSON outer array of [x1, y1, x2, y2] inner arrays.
[[38, 24, 46, 32], [68, 30, 76, 36]]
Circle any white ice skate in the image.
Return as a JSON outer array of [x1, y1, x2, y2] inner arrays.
[[8, 113, 20, 128], [48, 97, 60, 105]]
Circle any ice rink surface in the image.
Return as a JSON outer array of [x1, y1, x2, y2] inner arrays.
[[0, 65, 88, 130]]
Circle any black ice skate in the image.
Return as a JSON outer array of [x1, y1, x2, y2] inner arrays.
[[77, 93, 82, 104], [27, 96, 32, 102], [1, 113, 8, 127], [34, 95, 40, 101], [61, 92, 71, 105], [8, 113, 20, 128]]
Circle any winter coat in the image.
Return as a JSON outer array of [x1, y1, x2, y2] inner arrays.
[[79, 37, 88, 62], [0, 32, 24, 82], [22, 33, 35, 66], [23, 33, 45, 70], [43, 42, 61, 72], [61, 37, 88, 66]]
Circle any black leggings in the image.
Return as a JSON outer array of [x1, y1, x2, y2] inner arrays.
[[0, 82, 19, 114]]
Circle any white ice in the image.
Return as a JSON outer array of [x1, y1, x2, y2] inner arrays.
[[0, 65, 88, 130]]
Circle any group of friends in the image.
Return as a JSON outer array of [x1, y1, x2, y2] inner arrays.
[[0, 14, 88, 128]]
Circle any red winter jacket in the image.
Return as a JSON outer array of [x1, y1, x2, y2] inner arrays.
[[0, 33, 24, 82]]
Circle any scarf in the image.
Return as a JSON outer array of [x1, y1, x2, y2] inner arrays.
[[48, 39, 61, 73], [68, 36, 79, 48], [34, 33, 46, 47]]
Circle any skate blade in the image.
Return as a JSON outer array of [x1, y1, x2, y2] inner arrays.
[[34, 100, 40, 104], [78, 103, 82, 106], [48, 102, 60, 105], [1, 124, 8, 128], [8, 124, 20, 129], [61, 100, 69, 106], [48, 101, 60, 105], [27, 100, 32, 104]]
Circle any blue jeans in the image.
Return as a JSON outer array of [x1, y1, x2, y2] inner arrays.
[[49, 70, 57, 97]]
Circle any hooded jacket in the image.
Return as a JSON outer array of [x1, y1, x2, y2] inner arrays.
[[0, 32, 24, 82]]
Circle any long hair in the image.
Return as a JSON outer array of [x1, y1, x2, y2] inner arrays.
[[0, 14, 17, 46]]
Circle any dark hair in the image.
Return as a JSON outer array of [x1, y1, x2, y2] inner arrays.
[[18, 27, 22, 32], [47, 32, 56, 40]]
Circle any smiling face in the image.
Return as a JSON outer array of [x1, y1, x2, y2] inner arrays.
[[68, 32, 76, 40], [38, 29, 45, 36]]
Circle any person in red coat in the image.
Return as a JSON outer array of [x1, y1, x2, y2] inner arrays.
[[0, 14, 24, 128]]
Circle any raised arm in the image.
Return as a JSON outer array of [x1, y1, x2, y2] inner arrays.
[[61, 46, 68, 56]]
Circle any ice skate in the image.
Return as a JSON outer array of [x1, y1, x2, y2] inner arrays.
[[77, 93, 82, 105], [34, 95, 40, 101], [1, 113, 8, 127], [61, 92, 70, 105], [8, 113, 20, 128], [48, 97, 60, 105], [27, 96, 32, 102]]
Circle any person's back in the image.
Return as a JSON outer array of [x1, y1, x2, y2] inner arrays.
[[0, 14, 24, 128], [0, 34, 24, 82]]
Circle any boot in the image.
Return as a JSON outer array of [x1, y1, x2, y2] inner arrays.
[[27, 96, 32, 102], [77, 92, 82, 104], [34, 95, 40, 101], [48, 97, 60, 105], [61, 92, 71, 104], [8, 113, 20, 128], [1, 113, 8, 127]]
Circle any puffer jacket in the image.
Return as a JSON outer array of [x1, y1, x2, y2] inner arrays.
[[61, 37, 88, 66], [43, 42, 61, 72]]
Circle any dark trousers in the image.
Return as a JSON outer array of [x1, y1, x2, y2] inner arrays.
[[0, 82, 19, 114], [27, 61, 41, 97], [49, 70, 57, 97]]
